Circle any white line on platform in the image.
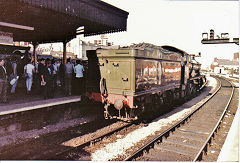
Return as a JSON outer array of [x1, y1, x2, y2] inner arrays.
[[0, 96, 81, 116]]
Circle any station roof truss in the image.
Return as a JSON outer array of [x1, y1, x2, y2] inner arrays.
[[0, 0, 129, 43]]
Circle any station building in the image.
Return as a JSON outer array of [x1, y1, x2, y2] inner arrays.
[[210, 53, 239, 75]]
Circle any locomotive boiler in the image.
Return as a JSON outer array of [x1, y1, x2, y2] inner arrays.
[[86, 43, 206, 121]]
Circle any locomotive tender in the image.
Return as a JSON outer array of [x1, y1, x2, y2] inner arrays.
[[86, 43, 206, 121]]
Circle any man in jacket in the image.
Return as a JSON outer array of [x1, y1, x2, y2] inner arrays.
[[64, 58, 74, 96], [41, 60, 54, 99], [0, 58, 8, 103], [38, 58, 45, 95]]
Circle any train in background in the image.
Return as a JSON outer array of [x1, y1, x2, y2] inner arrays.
[[0, 44, 30, 56], [86, 43, 206, 121], [0, 44, 32, 76]]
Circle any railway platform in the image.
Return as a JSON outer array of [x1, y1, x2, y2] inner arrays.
[[0, 96, 81, 116], [217, 106, 239, 162], [215, 74, 239, 162], [0, 90, 81, 116], [0, 89, 87, 152]]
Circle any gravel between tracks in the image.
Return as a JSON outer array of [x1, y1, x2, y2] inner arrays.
[[90, 76, 218, 161], [0, 117, 92, 148]]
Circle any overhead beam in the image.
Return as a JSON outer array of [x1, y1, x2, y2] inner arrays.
[[201, 38, 239, 45], [0, 21, 34, 31]]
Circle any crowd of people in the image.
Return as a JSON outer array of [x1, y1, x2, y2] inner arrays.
[[0, 56, 85, 103]]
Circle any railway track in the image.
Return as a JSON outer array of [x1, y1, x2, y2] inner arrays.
[[0, 100, 133, 160], [50, 85, 209, 160], [124, 76, 235, 161], [0, 117, 132, 160], [55, 83, 210, 160], [49, 120, 132, 160]]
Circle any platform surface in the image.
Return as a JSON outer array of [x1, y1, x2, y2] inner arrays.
[[0, 95, 81, 116]]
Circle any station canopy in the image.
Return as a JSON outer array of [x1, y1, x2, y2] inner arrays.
[[0, 0, 129, 43]]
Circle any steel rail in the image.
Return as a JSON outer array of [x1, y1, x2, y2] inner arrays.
[[52, 121, 131, 159], [193, 78, 234, 161], [124, 77, 222, 161]]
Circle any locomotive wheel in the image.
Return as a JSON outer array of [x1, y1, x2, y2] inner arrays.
[[145, 94, 163, 121], [129, 108, 136, 119], [163, 91, 174, 108], [153, 94, 162, 111], [140, 103, 160, 123], [174, 90, 182, 106], [184, 83, 192, 101], [135, 104, 145, 121], [143, 103, 153, 121]]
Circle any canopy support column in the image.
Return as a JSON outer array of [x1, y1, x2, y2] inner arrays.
[[63, 41, 67, 64], [32, 42, 38, 65]]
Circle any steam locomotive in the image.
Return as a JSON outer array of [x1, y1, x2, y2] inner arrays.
[[86, 43, 206, 121]]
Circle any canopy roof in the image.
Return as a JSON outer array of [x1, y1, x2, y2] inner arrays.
[[0, 0, 128, 43]]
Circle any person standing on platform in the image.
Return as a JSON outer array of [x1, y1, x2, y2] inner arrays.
[[0, 58, 8, 103], [64, 58, 74, 96], [74, 60, 84, 95], [58, 60, 65, 94], [42, 60, 54, 99], [37, 58, 45, 95], [24, 58, 35, 94], [51, 59, 58, 93], [5, 58, 12, 78], [10, 57, 18, 95]]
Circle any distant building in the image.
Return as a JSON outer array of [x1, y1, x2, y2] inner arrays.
[[13, 41, 30, 47], [36, 36, 115, 60], [79, 40, 98, 60], [210, 54, 239, 74], [233, 52, 239, 61], [94, 39, 113, 46], [94, 35, 113, 47]]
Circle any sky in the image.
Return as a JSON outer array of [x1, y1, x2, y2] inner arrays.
[[79, 0, 239, 68]]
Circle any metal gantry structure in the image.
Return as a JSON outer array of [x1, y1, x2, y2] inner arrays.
[[201, 29, 239, 45]]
